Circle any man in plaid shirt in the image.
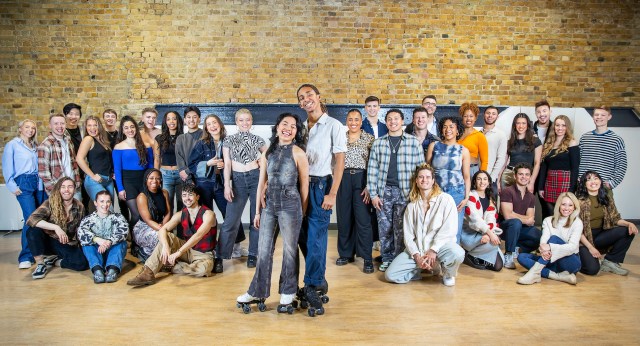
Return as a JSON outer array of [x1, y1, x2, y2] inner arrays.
[[38, 113, 81, 198], [367, 109, 425, 272]]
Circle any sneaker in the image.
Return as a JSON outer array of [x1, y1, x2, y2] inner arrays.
[[514, 247, 520, 259], [32, 263, 48, 280], [379, 261, 391, 272], [247, 255, 257, 268], [105, 268, 119, 283], [442, 274, 456, 286], [43, 255, 59, 267], [19, 261, 33, 269], [232, 243, 249, 258], [93, 268, 106, 284], [213, 258, 223, 273], [601, 259, 629, 276], [237, 292, 257, 303], [504, 252, 515, 269], [335, 257, 354, 266], [363, 260, 374, 274]]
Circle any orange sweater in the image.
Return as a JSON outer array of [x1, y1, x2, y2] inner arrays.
[[458, 130, 489, 170]]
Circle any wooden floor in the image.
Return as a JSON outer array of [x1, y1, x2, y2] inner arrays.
[[1, 228, 639, 345]]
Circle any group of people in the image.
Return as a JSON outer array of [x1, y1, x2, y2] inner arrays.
[[1, 87, 637, 316]]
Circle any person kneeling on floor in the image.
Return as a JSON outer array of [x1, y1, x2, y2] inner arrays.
[[385, 164, 464, 287], [127, 183, 217, 286], [78, 190, 129, 283]]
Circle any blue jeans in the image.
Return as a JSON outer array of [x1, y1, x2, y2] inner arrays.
[[248, 185, 302, 298], [299, 176, 332, 287], [446, 186, 465, 244], [517, 235, 581, 277], [196, 177, 245, 258], [14, 173, 46, 263], [82, 241, 128, 271], [218, 169, 259, 258], [83, 174, 115, 202], [500, 218, 541, 253], [160, 168, 181, 213]]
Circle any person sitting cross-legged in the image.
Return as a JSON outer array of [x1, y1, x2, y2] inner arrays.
[[78, 190, 129, 283], [127, 183, 217, 286]]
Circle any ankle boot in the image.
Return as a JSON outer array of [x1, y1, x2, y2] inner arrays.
[[126, 266, 156, 286], [517, 262, 545, 285], [547, 271, 577, 285]]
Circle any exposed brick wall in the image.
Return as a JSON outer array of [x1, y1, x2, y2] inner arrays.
[[1, 0, 638, 181]]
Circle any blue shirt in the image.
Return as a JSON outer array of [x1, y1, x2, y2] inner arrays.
[[2, 137, 42, 193], [361, 118, 388, 139], [112, 147, 154, 191]]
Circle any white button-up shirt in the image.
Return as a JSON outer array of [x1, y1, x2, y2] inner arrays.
[[305, 113, 347, 176]]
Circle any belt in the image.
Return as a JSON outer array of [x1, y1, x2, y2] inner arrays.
[[309, 175, 331, 183], [470, 163, 479, 167], [345, 168, 365, 174]]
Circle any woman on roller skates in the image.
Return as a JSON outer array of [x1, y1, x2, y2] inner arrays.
[[236, 113, 309, 314]]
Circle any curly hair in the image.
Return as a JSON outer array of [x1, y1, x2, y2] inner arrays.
[[458, 102, 480, 118], [408, 163, 442, 204], [266, 113, 306, 159], [48, 177, 75, 227], [438, 116, 464, 140], [575, 170, 610, 207]]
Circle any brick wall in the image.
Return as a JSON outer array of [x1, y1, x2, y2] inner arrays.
[[1, 0, 638, 180]]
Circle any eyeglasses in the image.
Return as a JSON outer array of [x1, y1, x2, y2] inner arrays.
[[422, 102, 436, 107]]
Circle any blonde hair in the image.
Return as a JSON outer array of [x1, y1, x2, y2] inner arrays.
[[18, 119, 38, 145], [552, 192, 580, 228], [542, 115, 574, 157], [408, 163, 442, 204], [235, 108, 253, 121]]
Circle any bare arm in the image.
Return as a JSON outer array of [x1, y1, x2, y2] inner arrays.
[[253, 153, 269, 229], [459, 147, 471, 212], [76, 136, 97, 180], [500, 202, 534, 226], [529, 145, 542, 193], [137, 194, 162, 231], [322, 152, 345, 210], [222, 146, 234, 202], [294, 147, 310, 215]]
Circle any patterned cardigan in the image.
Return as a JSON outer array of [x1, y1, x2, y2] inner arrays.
[[463, 190, 503, 235], [578, 191, 621, 246]]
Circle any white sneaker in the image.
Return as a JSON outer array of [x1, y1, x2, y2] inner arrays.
[[504, 252, 515, 269], [280, 293, 295, 305], [442, 275, 456, 287], [19, 261, 33, 269], [232, 243, 249, 258], [237, 292, 257, 303]]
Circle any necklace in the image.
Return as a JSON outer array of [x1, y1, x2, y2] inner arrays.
[[388, 136, 402, 154]]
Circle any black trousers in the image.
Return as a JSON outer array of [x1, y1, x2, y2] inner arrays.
[[579, 226, 635, 275], [26, 227, 89, 271], [336, 170, 373, 261]]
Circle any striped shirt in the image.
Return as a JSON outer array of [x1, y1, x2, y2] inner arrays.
[[578, 130, 627, 189], [367, 133, 425, 200]]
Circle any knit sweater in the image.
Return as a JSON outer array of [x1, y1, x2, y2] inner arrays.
[[463, 190, 502, 235], [540, 216, 583, 263], [578, 130, 627, 189]]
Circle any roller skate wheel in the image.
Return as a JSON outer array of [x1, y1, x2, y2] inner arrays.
[[287, 306, 294, 314], [242, 305, 251, 314], [308, 308, 316, 317], [258, 302, 267, 312], [236, 303, 242, 308], [316, 307, 325, 315], [321, 296, 329, 304]]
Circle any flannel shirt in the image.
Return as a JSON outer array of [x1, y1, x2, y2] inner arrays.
[[26, 199, 85, 242], [37, 132, 81, 193], [367, 133, 425, 200]]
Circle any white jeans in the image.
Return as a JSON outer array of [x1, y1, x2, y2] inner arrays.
[[385, 242, 464, 284]]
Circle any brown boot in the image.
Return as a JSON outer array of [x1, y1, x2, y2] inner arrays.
[[126, 266, 156, 286]]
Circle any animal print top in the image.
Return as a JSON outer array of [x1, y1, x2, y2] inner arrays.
[[223, 132, 266, 165], [344, 131, 375, 170]]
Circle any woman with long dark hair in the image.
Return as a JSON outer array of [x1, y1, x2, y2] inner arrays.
[[131, 168, 171, 261], [460, 170, 503, 271], [236, 113, 309, 314], [155, 111, 184, 214], [501, 113, 542, 192], [112, 115, 155, 226], [2, 119, 46, 269], [576, 170, 637, 276]]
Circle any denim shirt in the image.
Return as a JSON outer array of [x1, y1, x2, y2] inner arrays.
[[189, 139, 223, 182], [2, 137, 43, 193]]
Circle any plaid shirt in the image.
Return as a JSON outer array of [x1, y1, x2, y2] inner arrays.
[[37, 132, 81, 193], [26, 199, 85, 243], [367, 133, 425, 200]]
